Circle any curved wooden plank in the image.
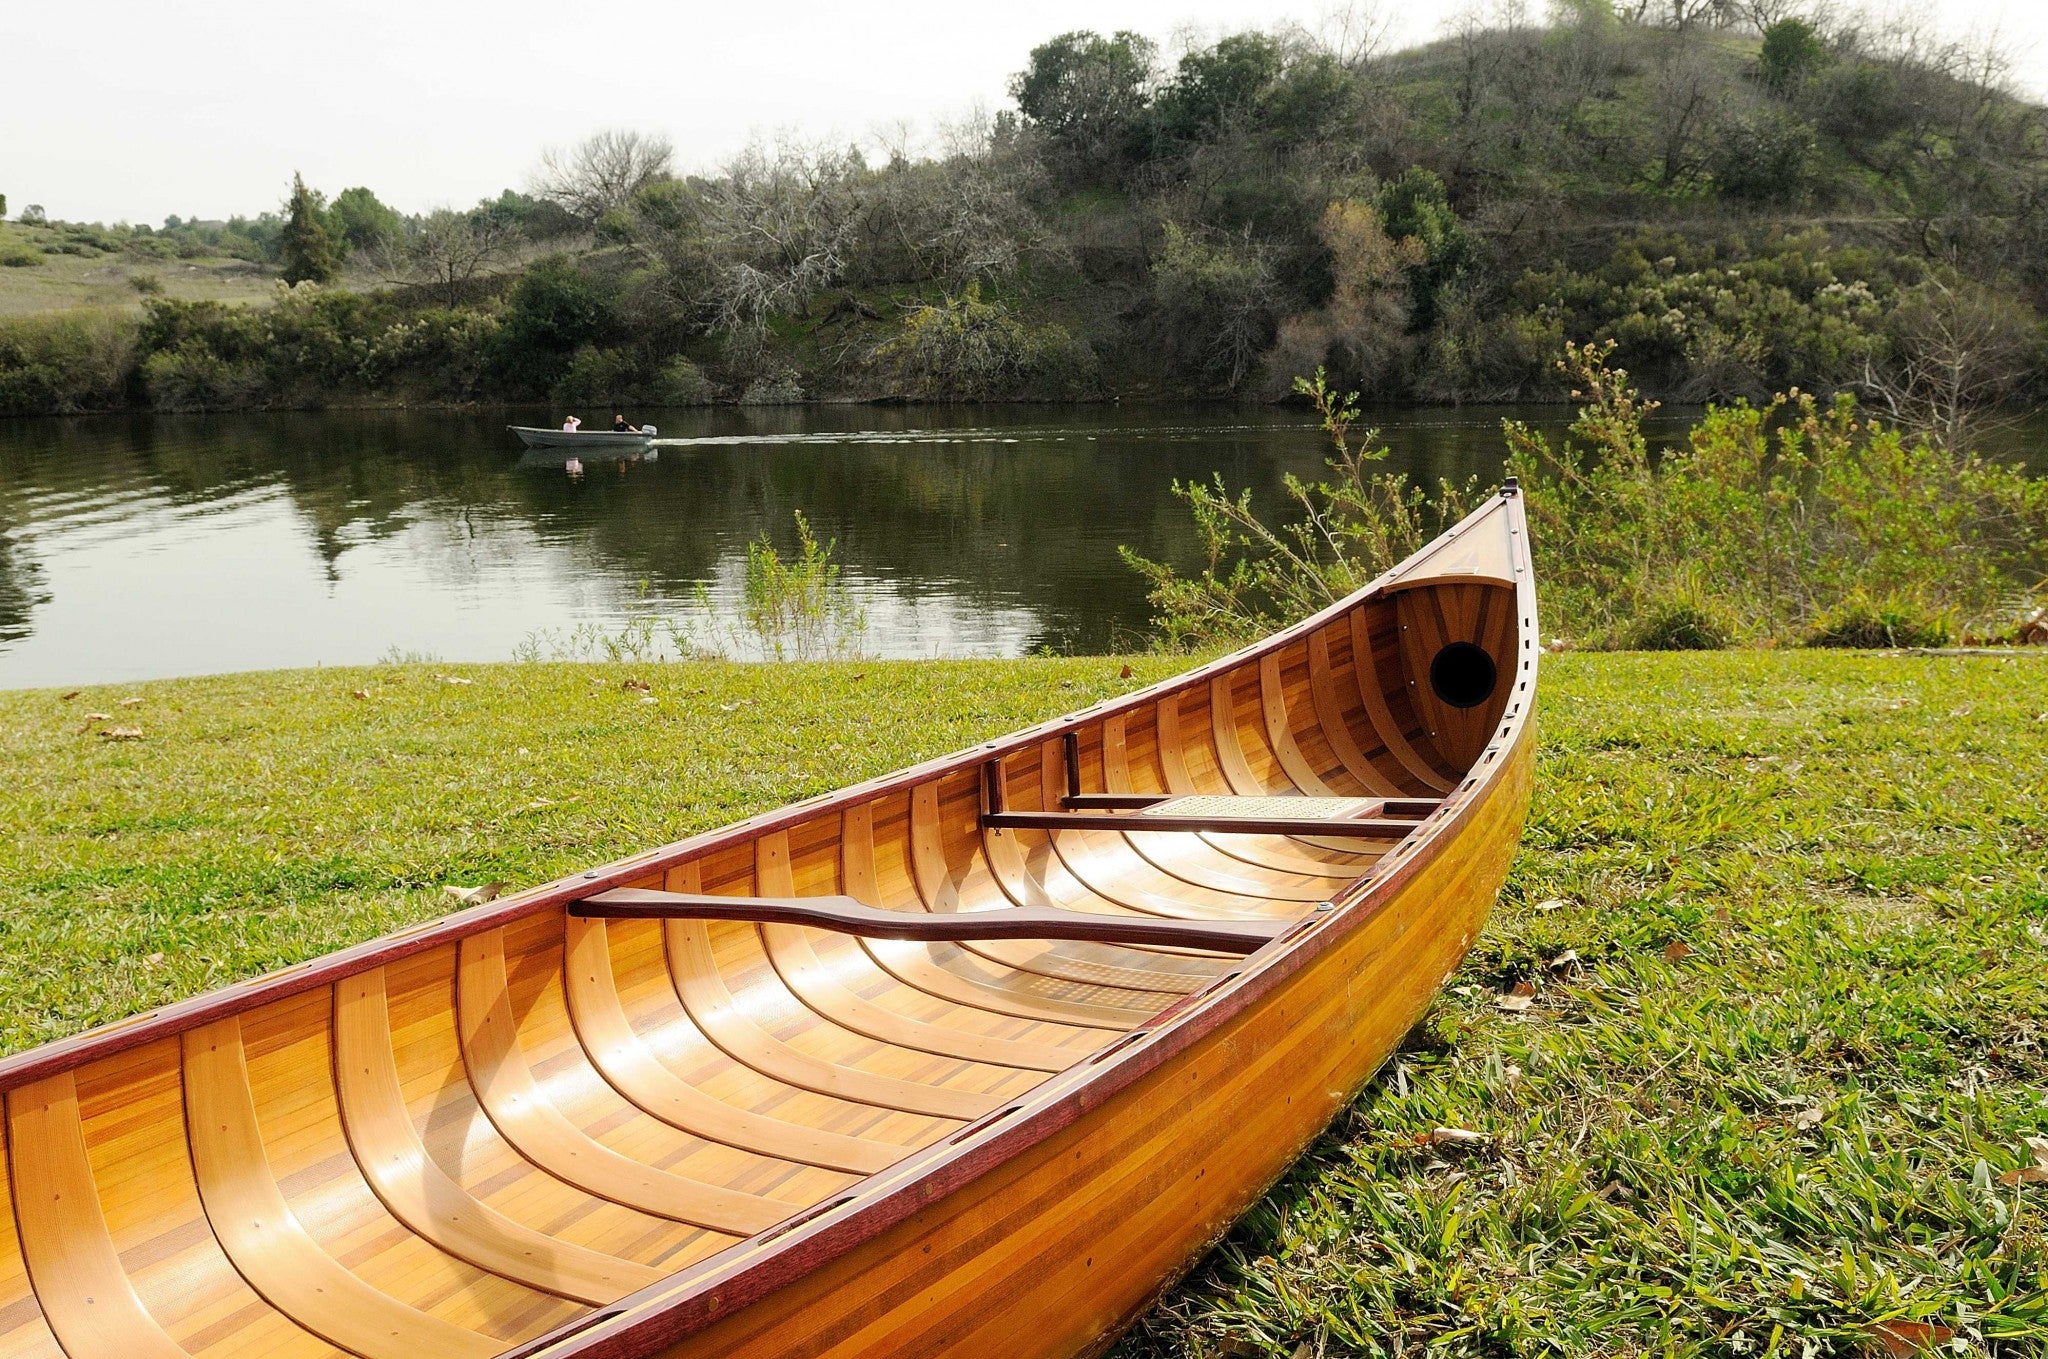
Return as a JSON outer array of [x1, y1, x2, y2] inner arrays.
[[656, 860, 995, 1125], [561, 915, 907, 1176], [0, 1118, 64, 1359], [840, 803, 1154, 1030], [179, 1020, 505, 1359], [753, 834, 1089, 1073], [908, 786, 1217, 994], [1348, 608, 1452, 792], [332, 969, 663, 1306], [1258, 652, 1338, 795], [455, 931, 788, 1236], [1307, 626, 1402, 797], [1155, 695, 1368, 880], [1207, 672, 1268, 796], [5, 1072, 189, 1359]]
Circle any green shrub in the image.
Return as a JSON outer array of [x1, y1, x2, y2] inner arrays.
[[1805, 592, 1953, 649], [0, 310, 137, 414], [140, 344, 267, 411], [128, 273, 164, 295], [880, 283, 1097, 398], [0, 243, 40, 268], [652, 356, 717, 404], [551, 345, 645, 401], [1617, 597, 1734, 651]]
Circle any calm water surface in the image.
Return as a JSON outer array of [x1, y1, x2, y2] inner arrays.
[[0, 400, 1833, 685]]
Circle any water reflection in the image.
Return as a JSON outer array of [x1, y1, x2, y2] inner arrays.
[[0, 400, 1750, 685]]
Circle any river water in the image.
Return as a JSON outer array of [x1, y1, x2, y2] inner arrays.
[[2, 400, 2030, 686]]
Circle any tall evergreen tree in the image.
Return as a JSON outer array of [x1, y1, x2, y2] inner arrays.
[[279, 173, 339, 285]]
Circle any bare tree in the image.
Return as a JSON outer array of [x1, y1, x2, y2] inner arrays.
[[383, 209, 516, 307], [1861, 275, 2035, 449], [532, 129, 676, 224], [697, 139, 866, 349]]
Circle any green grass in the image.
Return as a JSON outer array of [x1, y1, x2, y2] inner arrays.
[[3, 651, 2045, 1354], [0, 224, 281, 317]]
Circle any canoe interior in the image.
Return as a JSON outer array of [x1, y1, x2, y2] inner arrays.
[[0, 494, 1533, 1359]]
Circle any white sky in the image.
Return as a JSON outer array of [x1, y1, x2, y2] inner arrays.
[[4, 0, 2043, 225]]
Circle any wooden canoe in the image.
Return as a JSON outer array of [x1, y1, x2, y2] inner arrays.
[[0, 485, 1538, 1359]]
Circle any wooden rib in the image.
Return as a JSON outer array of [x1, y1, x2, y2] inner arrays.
[[180, 1019, 505, 1359], [0, 1121, 63, 1359], [332, 969, 663, 1306], [1156, 694, 1365, 881], [561, 915, 906, 1176], [1093, 717, 1333, 904], [908, 785, 1218, 994], [656, 860, 994, 1124], [5, 1072, 189, 1359], [752, 834, 1088, 1073], [1207, 672, 1267, 796], [839, 805, 1150, 1031], [979, 816, 1252, 977], [1033, 734, 1316, 923], [455, 930, 786, 1235], [1307, 626, 1402, 796], [1258, 652, 1337, 795], [1348, 607, 1452, 791]]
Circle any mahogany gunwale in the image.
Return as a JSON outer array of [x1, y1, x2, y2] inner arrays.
[[479, 486, 1539, 1359], [0, 486, 1529, 1102]]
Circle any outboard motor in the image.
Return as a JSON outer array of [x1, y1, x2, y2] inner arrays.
[[640, 424, 657, 439]]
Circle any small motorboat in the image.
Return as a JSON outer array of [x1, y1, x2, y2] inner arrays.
[[0, 485, 1537, 1359], [511, 424, 658, 450]]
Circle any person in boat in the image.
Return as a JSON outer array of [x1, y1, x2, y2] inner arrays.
[[612, 414, 640, 433], [561, 415, 582, 432]]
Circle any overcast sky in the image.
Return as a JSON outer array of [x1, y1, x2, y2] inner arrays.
[[4, 0, 2042, 225]]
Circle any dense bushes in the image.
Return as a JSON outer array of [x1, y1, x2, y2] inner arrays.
[[0, 312, 135, 415], [1128, 347, 2048, 649], [878, 286, 1096, 398]]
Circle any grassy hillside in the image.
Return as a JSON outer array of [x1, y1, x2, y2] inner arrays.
[[2, 651, 2043, 1352], [5, 9, 2044, 417]]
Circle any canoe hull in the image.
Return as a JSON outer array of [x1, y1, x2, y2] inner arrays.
[[0, 488, 1538, 1359], [652, 735, 1531, 1359]]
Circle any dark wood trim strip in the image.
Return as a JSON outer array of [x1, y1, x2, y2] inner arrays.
[[573, 890, 1285, 956], [982, 812, 1423, 838]]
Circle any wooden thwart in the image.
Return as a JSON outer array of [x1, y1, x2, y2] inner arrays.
[[573, 890, 1287, 956]]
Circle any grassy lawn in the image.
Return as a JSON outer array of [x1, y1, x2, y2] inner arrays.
[[4, 651, 2045, 1354]]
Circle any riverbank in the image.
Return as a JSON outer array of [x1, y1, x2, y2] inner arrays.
[[3, 650, 2043, 1349]]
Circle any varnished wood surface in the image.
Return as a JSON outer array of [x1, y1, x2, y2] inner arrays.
[[0, 488, 1535, 1359]]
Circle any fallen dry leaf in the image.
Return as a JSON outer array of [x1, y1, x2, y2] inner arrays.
[[1118, 664, 1134, 679], [1496, 993, 1534, 1013], [1866, 1320, 1955, 1357], [849, 672, 866, 681], [1547, 949, 1581, 973], [433, 674, 474, 686], [100, 726, 144, 741], [83, 711, 112, 721], [622, 678, 652, 692], [1533, 897, 1566, 912], [1793, 1105, 1825, 1130], [524, 799, 555, 811], [118, 696, 143, 707], [59, 690, 79, 701], [145, 952, 165, 965], [442, 881, 508, 905], [1665, 940, 1695, 962], [1428, 1126, 1489, 1147], [1509, 979, 1536, 998], [351, 689, 371, 700], [1998, 1136, 2048, 1184]]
